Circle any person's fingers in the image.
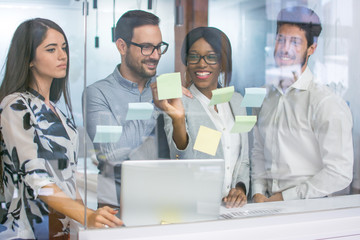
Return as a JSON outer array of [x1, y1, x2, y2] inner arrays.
[[225, 189, 237, 208], [181, 86, 193, 98], [234, 194, 247, 208], [97, 207, 124, 227]]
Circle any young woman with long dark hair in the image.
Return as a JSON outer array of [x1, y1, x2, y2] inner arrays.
[[0, 18, 122, 239]]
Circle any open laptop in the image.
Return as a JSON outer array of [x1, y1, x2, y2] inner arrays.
[[120, 159, 225, 227]]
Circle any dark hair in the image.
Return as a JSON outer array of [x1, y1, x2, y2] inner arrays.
[[115, 10, 160, 43], [276, 6, 322, 47], [181, 27, 232, 87], [0, 18, 74, 191], [0, 18, 73, 117]]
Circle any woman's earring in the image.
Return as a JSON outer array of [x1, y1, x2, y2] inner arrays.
[[218, 72, 225, 88]]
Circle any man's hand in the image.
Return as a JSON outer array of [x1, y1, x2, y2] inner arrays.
[[267, 192, 283, 202], [150, 82, 185, 120], [223, 188, 247, 208], [252, 193, 268, 203], [253, 192, 283, 203], [181, 86, 193, 99]]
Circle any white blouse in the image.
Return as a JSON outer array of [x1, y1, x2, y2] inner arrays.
[[190, 85, 241, 196]]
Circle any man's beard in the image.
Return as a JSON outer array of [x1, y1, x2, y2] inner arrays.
[[125, 52, 158, 79], [275, 49, 308, 68]]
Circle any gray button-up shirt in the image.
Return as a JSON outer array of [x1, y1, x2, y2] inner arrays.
[[83, 64, 158, 206]]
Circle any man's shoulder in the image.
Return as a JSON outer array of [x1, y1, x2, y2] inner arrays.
[[87, 74, 116, 90], [307, 81, 350, 114], [308, 81, 343, 102]]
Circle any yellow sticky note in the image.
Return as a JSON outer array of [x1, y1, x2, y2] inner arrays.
[[209, 86, 234, 106], [157, 72, 182, 100], [193, 126, 222, 156], [230, 116, 257, 133]]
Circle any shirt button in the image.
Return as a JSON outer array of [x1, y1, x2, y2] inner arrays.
[[227, 166, 230, 170], [223, 128, 226, 131], [226, 146, 230, 149]]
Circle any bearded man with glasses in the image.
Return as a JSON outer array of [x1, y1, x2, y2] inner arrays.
[[83, 10, 181, 209]]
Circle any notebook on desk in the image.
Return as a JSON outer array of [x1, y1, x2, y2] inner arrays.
[[120, 159, 225, 227]]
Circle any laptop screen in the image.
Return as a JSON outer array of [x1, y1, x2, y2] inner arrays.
[[120, 159, 225, 227]]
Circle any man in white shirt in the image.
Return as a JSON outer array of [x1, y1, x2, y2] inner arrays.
[[251, 6, 354, 202]]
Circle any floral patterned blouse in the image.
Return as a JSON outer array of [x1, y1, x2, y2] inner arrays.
[[0, 89, 78, 239]]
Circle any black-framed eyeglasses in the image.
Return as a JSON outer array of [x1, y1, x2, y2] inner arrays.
[[187, 53, 219, 65], [125, 41, 169, 56]]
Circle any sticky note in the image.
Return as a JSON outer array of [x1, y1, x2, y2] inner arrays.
[[240, 88, 266, 108], [93, 125, 122, 143], [230, 116, 257, 133], [209, 86, 234, 106], [126, 102, 154, 120], [157, 72, 182, 100], [193, 126, 222, 156], [265, 65, 301, 86]]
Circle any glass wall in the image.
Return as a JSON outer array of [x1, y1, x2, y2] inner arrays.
[[0, 0, 359, 238]]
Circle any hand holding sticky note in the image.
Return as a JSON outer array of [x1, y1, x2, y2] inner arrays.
[[156, 72, 182, 100], [240, 88, 266, 108], [209, 86, 234, 106], [93, 125, 123, 143], [126, 102, 154, 120], [230, 116, 257, 133], [193, 126, 222, 156]]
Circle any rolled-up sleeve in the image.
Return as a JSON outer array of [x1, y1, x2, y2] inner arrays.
[[1, 98, 54, 199]]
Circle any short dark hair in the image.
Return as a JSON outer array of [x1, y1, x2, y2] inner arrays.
[[276, 6, 322, 47], [115, 10, 160, 43], [181, 27, 232, 86]]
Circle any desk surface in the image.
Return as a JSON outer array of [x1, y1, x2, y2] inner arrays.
[[78, 194, 360, 240], [220, 194, 360, 219]]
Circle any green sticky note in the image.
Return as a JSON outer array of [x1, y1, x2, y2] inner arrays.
[[209, 86, 234, 106], [240, 88, 266, 107], [126, 102, 154, 120], [230, 116, 257, 133], [157, 72, 182, 100], [193, 126, 222, 156], [93, 125, 122, 143]]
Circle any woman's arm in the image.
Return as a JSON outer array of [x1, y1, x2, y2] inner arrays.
[[39, 183, 123, 228]]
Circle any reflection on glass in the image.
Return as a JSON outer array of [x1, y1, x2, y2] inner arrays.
[[0, 0, 359, 238]]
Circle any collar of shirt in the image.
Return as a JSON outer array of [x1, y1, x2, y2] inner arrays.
[[275, 66, 313, 94], [113, 64, 155, 92], [189, 84, 211, 105], [27, 88, 45, 101]]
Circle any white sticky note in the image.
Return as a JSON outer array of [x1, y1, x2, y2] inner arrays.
[[126, 102, 154, 120], [93, 125, 123, 143], [265, 65, 301, 86], [240, 88, 266, 108]]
